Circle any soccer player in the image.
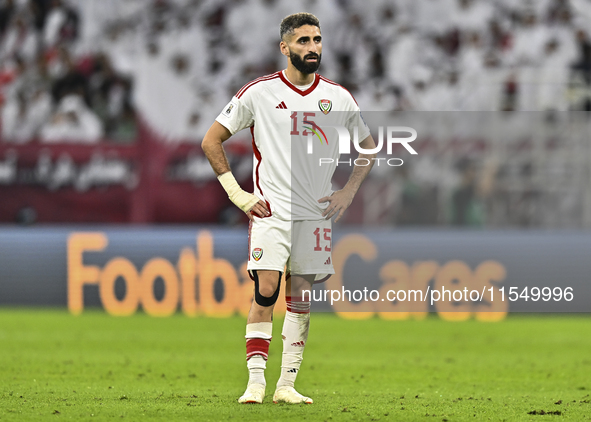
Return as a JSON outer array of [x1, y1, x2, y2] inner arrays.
[[202, 12, 376, 404]]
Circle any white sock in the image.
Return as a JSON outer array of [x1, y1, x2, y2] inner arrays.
[[245, 322, 272, 387], [277, 297, 311, 389], [246, 355, 266, 386]]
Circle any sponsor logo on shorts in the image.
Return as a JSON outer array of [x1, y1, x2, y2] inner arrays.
[[252, 248, 263, 261], [291, 341, 305, 347]]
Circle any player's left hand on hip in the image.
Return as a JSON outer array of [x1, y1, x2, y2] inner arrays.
[[318, 190, 354, 222]]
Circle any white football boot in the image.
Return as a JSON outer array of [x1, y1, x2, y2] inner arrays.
[[273, 386, 313, 404], [238, 383, 265, 404]]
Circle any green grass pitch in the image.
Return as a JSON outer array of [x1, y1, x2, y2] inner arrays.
[[0, 310, 590, 421]]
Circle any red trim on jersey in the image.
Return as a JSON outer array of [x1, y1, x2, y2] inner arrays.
[[236, 72, 281, 99], [247, 219, 252, 262], [319, 75, 359, 106], [278, 71, 320, 96], [250, 125, 272, 218]]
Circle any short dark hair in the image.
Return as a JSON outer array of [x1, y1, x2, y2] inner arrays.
[[280, 13, 320, 41]]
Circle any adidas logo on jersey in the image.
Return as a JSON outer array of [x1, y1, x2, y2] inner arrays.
[[291, 341, 305, 347], [287, 368, 298, 373], [275, 101, 287, 109], [324, 257, 331, 265]]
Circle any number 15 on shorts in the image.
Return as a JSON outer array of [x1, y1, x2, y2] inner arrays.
[[313, 228, 331, 251]]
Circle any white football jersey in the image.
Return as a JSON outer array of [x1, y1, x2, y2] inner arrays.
[[216, 70, 370, 220]]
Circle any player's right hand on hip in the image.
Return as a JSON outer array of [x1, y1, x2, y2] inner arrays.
[[248, 200, 270, 221], [218, 172, 269, 217]]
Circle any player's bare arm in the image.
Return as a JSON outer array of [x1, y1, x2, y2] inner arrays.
[[201, 121, 232, 175], [319, 134, 377, 222], [202, 121, 269, 220]]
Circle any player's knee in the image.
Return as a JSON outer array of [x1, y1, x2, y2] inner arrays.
[[257, 283, 277, 298], [253, 271, 282, 307], [288, 274, 314, 295]]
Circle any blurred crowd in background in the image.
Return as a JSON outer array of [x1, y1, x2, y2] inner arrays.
[[1, 0, 591, 227], [1, 0, 591, 142]]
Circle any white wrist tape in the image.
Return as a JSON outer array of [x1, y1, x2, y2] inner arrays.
[[218, 172, 260, 213]]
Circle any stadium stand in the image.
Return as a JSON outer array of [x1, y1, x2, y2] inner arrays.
[[1, 0, 590, 226]]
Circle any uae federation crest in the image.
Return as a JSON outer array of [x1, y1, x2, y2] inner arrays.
[[318, 99, 332, 115], [252, 248, 263, 261]]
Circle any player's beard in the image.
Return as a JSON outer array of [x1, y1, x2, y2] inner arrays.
[[289, 51, 322, 74]]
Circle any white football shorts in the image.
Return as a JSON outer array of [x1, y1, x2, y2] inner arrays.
[[247, 215, 334, 282]]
